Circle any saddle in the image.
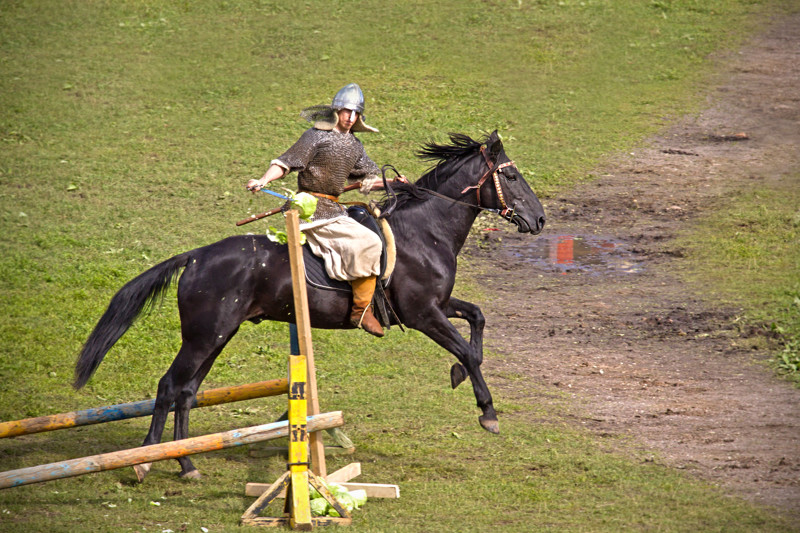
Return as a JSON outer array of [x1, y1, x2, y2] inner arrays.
[[303, 205, 400, 328]]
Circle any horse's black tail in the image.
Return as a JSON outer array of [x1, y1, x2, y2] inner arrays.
[[73, 252, 191, 389]]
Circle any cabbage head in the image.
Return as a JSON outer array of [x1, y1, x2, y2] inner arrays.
[[310, 498, 328, 517], [336, 492, 355, 513], [327, 483, 348, 498]]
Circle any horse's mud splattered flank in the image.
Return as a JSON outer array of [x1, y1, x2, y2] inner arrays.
[[464, 13, 800, 520]]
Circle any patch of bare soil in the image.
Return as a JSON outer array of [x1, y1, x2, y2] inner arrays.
[[468, 14, 800, 519]]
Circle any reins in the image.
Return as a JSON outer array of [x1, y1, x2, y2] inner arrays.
[[377, 164, 402, 218]]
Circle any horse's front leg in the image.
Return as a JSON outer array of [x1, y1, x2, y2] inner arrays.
[[445, 298, 485, 390], [406, 309, 498, 434]]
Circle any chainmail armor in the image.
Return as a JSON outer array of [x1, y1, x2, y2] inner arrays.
[[276, 128, 380, 221]]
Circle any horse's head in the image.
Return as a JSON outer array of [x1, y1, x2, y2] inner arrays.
[[471, 131, 546, 235], [405, 131, 546, 235]]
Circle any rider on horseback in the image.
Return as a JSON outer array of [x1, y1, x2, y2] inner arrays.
[[246, 83, 389, 337]]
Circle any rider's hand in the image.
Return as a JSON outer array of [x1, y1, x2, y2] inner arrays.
[[359, 175, 380, 195], [246, 179, 264, 192], [395, 175, 409, 184], [249, 164, 287, 193]]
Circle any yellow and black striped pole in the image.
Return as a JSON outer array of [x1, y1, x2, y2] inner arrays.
[[287, 352, 311, 529]]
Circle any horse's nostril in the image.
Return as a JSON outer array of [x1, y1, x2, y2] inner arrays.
[[538, 216, 546, 229]]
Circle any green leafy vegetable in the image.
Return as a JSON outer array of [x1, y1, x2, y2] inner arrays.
[[349, 489, 367, 509], [291, 192, 318, 220], [307, 480, 368, 517], [337, 492, 356, 513], [310, 498, 328, 517], [266, 226, 306, 245]]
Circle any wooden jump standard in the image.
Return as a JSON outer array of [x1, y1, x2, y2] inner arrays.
[[0, 379, 289, 440], [241, 211, 398, 529], [0, 411, 343, 490]]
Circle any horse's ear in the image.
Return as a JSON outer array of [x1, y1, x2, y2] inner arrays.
[[489, 130, 503, 157]]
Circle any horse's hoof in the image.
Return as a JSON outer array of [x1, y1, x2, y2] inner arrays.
[[450, 363, 468, 389], [133, 463, 151, 483], [479, 416, 500, 434], [179, 469, 202, 480]]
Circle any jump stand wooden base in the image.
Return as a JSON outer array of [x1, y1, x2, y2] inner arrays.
[[241, 470, 353, 529], [241, 352, 354, 529], [244, 462, 400, 500]]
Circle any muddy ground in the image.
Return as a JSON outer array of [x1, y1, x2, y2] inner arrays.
[[466, 13, 800, 520]]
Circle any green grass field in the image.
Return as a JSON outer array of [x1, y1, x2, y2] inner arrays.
[[1, 1, 798, 531], [676, 176, 800, 378]]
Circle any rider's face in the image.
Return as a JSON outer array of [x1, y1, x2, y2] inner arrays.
[[335, 109, 358, 132]]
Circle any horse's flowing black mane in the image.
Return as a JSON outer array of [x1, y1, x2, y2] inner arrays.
[[378, 133, 488, 214], [417, 133, 485, 164], [416, 133, 485, 190]]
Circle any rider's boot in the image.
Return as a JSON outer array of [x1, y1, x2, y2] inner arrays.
[[350, 276, 384, 337]]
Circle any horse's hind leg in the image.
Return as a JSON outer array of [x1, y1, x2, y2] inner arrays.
[[134, 331, 234, 482], [132, 361, 187, 482], [171, 375, 205, 479], [445, 298, 485, 389], [172, 339, 234, 479]]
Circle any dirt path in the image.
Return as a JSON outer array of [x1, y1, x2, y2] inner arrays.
[[468, 14, 800, 519]]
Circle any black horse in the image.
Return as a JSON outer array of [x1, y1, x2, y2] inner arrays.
[[74, 131, 545, 480]]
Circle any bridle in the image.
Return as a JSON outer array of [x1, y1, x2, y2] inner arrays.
[[459, 145, 517, 220]]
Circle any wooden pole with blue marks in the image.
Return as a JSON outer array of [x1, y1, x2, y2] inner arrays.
[[0, 379, 289, 439], [0, 412, 344, 490]]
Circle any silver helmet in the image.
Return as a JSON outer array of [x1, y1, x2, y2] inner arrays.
[[300, 83, 378, 133], [331, 83, 365, 114]]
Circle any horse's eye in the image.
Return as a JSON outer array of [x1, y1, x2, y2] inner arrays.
[[503, 170, 517, 182]]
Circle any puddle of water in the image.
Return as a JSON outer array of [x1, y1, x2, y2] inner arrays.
[[508, 235, 643, 275]]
